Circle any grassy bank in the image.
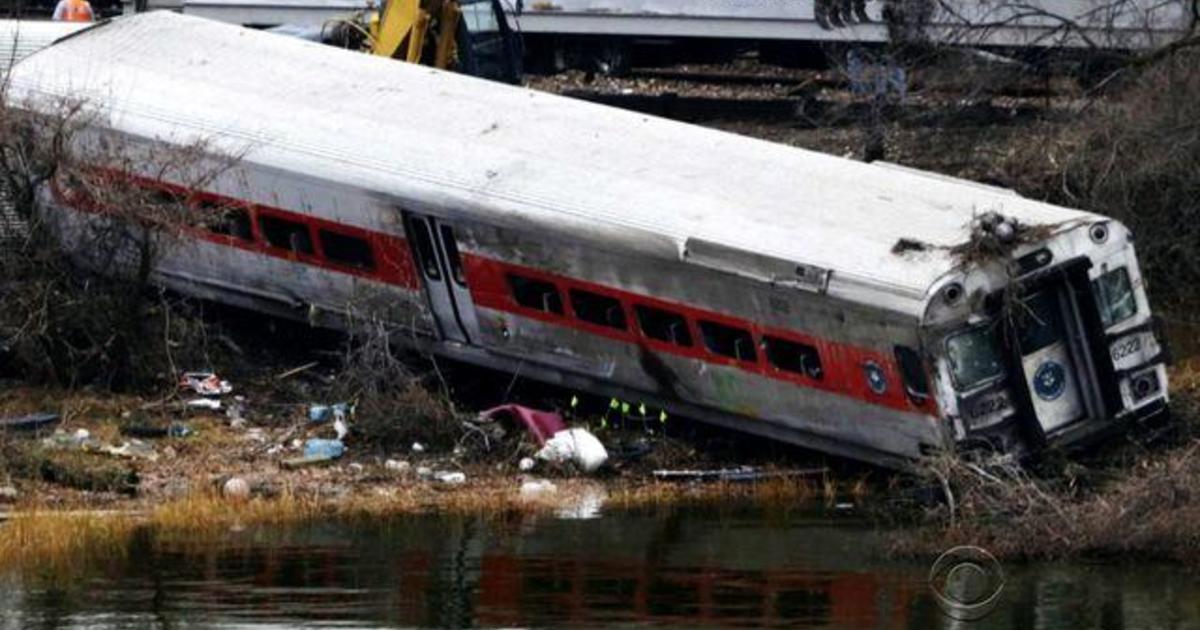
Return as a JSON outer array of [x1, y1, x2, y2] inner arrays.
[[0, 474, 848, 579]]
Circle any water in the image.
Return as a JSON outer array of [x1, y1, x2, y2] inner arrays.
[[3, 504, 1200, 629]]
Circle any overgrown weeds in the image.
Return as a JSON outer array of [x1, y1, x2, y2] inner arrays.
[[0, 86, 234, 390], [1002, 50, 1200, 311], [897, 365, 1200, 561], [329, 318, 464, 452]]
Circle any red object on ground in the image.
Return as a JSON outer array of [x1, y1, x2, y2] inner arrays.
[[479, 404, 567, 446]]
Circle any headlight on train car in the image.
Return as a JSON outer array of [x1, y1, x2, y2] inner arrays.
[[1130, 368, 1161, 403]]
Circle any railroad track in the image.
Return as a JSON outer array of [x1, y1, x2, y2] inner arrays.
[[561, 87, 1046, 128]]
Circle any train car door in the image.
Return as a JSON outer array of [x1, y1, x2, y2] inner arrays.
[[1017, 290, 1086, 432], [404, 213, 481, 344]]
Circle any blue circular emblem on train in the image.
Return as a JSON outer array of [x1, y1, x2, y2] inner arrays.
[[1033, 361, 1066, 401], [864, 362, 888, 395]]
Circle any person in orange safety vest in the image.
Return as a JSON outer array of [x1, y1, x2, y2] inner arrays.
[[52, 0, 94, 22]]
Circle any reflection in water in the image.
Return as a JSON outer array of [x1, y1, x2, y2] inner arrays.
[[1, 506, 1199, 629]]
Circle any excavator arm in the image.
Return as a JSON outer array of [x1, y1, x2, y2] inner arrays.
[[370, 0, 462, 68]]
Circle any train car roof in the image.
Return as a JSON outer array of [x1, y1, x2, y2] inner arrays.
[[5, 12, 1102, 316]]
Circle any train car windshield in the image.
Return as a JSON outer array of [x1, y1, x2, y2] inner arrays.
[[1093, 267, 1137, 328], [946, 326, 1004, 390]]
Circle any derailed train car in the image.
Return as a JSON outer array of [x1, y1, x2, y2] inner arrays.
[[6, 13, 1168, 468]]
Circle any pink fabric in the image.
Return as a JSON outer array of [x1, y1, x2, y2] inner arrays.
[[479, 404, 566, 446]]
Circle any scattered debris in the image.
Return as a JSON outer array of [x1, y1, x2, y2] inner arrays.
[[537, 428, 609, 473], [411, 442, 426, 453], [416, 466, 432, 478], [102, 440, 158, 462], [280, 439, 345, 469], [222, 476, 250, 501], [385, 459, 410, 473], [651, 466, 827, 483], [479, 404, 567, 446], [281, 454, 338, 470], [518, 457, 536, 472], [226, 397, 247, 424], [120, 421, 193, 439], [303, 439, 345, 460], [308, 402, 353, 423], [0, 412, 60, 433], [277, 361, 319, 380], [179, 371, 233, 396], [950, 211, 1058, 266], [433, 471, 466, 485], [519, 478, 557, 497], [891, 237, 932, 255], [3, 440, 138, 495], [186, 398, 222, 411], [0, 486, 18, 503]]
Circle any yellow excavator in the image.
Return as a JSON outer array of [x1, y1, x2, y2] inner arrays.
[[360, 0, 521, 82]]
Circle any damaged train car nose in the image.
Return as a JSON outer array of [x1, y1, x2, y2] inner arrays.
[[2, 12, 1169, 469]]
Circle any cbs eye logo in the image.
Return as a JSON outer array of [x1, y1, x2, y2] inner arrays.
[[929, 546, 1006, 621]]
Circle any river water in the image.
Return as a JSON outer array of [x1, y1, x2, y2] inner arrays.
[[2, 503, 1199, 629]]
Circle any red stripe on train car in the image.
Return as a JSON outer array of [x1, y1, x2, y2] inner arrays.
[[462, 254, 937, 416], [50, 171, 421, 290], [51, 169, 935, 418]]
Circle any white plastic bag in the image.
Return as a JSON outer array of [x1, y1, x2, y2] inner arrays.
[[536, 428, 608, 473]]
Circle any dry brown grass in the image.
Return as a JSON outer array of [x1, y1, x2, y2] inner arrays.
[[895, 363, 1200, 562], [0, 509, 137, 577], [0, 471, 852, 579]]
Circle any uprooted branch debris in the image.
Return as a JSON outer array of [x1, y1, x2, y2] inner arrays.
[[0, 91, 240, 389], [948, 210, 1059, 267]]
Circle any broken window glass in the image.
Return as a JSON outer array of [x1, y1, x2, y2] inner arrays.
[[764, 336, 823, 379], [700, 321, 757, 362], [946, 326, 1004, 390], [259, 215, 314, 255], [1093, 267, 1137, 328], [320, 229, 375, 270], [636, 305, 693, 347], [570, 289, 627, 330], [508, 274, 564, 315]]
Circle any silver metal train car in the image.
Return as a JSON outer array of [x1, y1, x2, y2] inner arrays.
[[7, 13, 1168, 467], [511, 0, 1192, 47], [511, 0, 1192, 71]]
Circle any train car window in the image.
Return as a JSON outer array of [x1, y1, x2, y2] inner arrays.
[[700, 321, 757, 362], [259, 214, 314, 255], [895, 346, 930, 401], [438, 224, 467, 287], [508, 274, 564, 315], [320, 229, 375, 270], [408, 218, 441, 280], [570, 289, 627, 330], [201, 201, 253, 241], [635, 305, 693, 347], [1093, 267, 1137, 328], [149, 188, 185, 207], [764, 336, 823, 380]]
